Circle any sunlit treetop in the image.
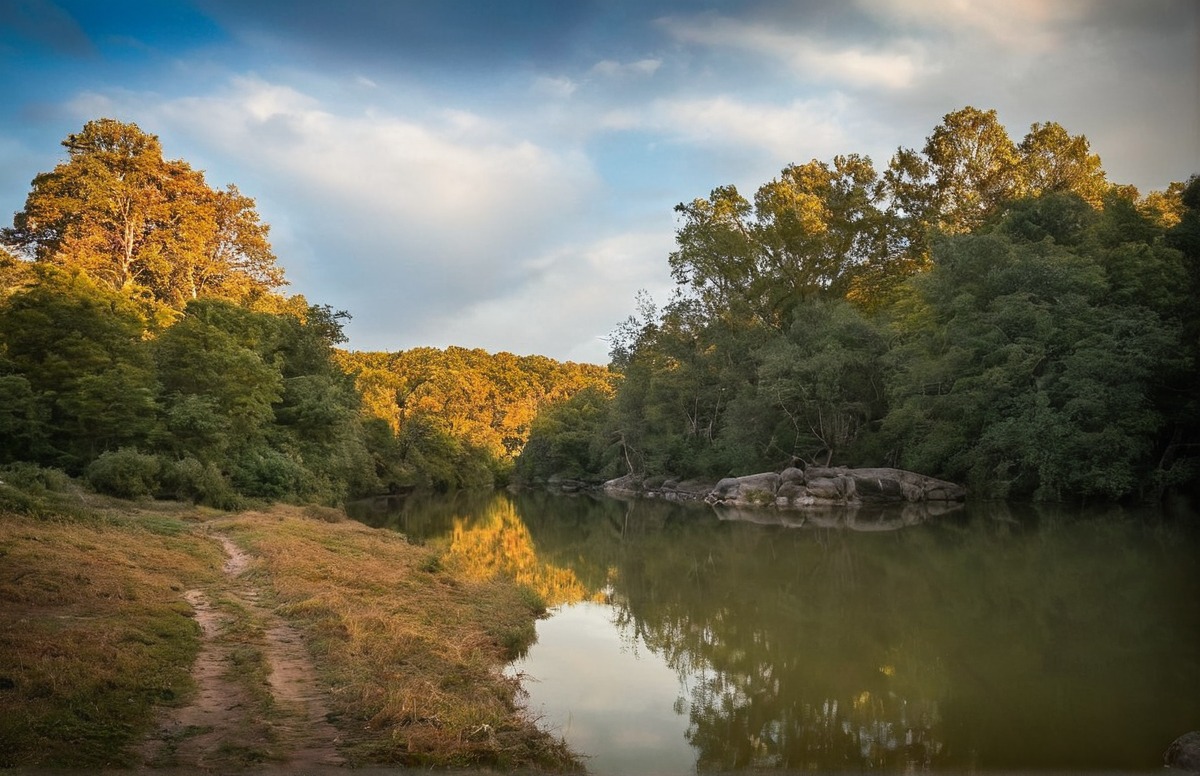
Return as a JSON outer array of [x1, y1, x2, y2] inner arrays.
[[2, 118, 285, 310]]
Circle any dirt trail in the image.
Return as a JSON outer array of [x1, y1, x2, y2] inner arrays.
[[139, 534, 344, 771]]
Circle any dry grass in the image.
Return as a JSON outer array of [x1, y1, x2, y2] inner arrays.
[[0, 503, 223, 768], [0, 485, 579, 772], [215, 505, 580, 770]]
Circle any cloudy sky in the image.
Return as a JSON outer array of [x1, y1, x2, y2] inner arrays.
[[1, 1, 1197, 363]]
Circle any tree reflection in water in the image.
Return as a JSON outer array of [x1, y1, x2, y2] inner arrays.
[[353, 491, 1200, 772]]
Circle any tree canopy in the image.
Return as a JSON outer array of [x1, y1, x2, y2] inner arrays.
[[0, 118, 607, 504], [2, 118, 284, 309], [518, 107, 1198, 502]]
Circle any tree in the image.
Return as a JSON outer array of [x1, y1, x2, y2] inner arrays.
[[2, 118, 284, 307], [754, 155, 888, 314], [0, 269, 158, 469], [1017, 122, 1108, 207], [749, 300, 888, 467], [920, 107, 1023, 234], [883, 227, 1178, 500], [153, 299, 283, 459]]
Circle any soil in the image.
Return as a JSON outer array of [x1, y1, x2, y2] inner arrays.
[[138, 534, 345, 772]]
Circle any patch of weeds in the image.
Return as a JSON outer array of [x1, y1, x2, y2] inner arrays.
[[216, 741, 275, 765], [0, 511, 219, 768], [303, 504, 346, 523], [419, 552, 443, 573], [217, 506, 582, 771], [745, 488, 776, 507], [516, 583, 548, 617]]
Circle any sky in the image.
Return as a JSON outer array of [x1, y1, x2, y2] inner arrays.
[[1, 1, 1197, 364]]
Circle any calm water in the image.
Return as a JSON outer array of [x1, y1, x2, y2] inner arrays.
[[349, 491, 1200, 775]]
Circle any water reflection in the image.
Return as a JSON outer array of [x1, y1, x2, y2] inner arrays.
[[350, 492, 1200, 773]]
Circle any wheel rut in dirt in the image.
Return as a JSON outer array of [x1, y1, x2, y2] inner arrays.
[[139, 533, 344, 771]]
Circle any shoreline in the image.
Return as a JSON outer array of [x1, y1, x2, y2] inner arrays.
[[0, 491, 580, 772]]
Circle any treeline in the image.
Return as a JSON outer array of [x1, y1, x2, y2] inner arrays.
[[0, 119, 608, 504], [337, 347, 612, 490], [517, 108, 1200, 502]]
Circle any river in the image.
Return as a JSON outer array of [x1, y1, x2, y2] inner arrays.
[[349, 490, 1200, 775]]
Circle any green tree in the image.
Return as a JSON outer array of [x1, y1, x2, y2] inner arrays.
[[153, 299, 283, 460], [920, 106, 1023, 234], [883, 226, 1178, 500], [745, 299, 888, 467], [0, 270, 157, 469]]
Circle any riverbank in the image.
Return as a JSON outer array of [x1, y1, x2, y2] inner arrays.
[[0, 482, 579, 771]]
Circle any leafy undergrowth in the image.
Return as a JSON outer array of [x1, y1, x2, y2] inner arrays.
[[218, 505, 580, 770], [0, 494, 223, 768]]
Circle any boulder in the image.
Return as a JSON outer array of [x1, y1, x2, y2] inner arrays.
[[1166, 731, 1200, 773], [780, 467, 806, 485], [805, 477, 842, 500], [607, 466, 966, 515], [706, 472, 780, 507], [602, 474, 643, 498]]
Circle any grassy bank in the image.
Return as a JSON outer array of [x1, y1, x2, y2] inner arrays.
[[217, 506, 577, 768], [0, 493, 221, 768], [0, 479, 578, 771]]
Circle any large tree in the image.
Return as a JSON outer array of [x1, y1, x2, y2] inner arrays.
[[2, 118, 284, 307]]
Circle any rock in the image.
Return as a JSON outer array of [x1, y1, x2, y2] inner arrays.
[[602, 474, 643, 498], [780, 467, 806, 485], [706, 473, 780, 507], [711, 477, 743, 500], [805, 477, 842, 500], [853, 474, 904, 502], [608, 466, 966, 515], [1166, 731, 1200, 773], [777, 481, 806, 501]]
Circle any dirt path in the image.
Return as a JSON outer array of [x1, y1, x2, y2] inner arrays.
[[139, 534, 345, 772]]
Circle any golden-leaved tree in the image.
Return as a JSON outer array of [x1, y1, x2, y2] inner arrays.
[[2, 118, 284, 307]]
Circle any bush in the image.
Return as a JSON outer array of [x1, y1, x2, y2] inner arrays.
[[85, 449, 161, 499], [160, 457, 239, 509], [232, 448, 309, 499], [0, 462, 72, 494]]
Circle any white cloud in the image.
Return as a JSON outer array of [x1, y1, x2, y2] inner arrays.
[[661, 15, 928, 90], [590, 58, 663, 78], [632, 95, 854, 164], [861, 0, 1088, 52], [421, 229, 677, 363], [147, 75, 595, 260], [533, 75, 577, 98]]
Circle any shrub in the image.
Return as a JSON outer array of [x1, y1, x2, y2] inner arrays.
[[0, 462, 72, 494], [160, 456, 239, 509], [232, 448, 308, 499], [85, 449, 161, 499]]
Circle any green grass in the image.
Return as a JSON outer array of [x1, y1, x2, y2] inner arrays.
[[0, 507, 221, 768]]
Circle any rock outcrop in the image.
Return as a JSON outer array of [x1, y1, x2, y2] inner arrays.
[[1166, 731, 1200, 774], [603, 466, 966, 510]]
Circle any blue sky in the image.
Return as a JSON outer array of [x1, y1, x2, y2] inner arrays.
[[2, 0, 1197, 363]]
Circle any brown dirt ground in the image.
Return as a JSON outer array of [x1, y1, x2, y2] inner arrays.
[[137, 533, 345, 772]]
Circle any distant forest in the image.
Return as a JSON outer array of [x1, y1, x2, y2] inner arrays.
[[0, 119, 609, 505], [517, 108, 1200, 502], [2, 110, 1197, 505]]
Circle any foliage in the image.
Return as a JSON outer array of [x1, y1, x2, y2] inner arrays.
[[557, 106, 1198, 501], [2, 119, 283, 308], [515, 385, 615, 482], [85, 448, 162, 498], [339, 346, 613, 490], [883, 225, 1178, 499]]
